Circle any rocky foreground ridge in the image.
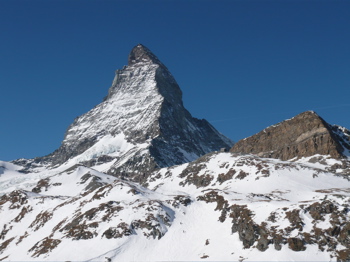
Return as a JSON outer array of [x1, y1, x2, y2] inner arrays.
[[1, 45, 350, 261]]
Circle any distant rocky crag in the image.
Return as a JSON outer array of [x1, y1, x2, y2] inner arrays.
[[230, 111, 350, 161]]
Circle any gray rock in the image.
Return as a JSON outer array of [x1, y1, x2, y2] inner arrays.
[[231, 111, 348, 160]]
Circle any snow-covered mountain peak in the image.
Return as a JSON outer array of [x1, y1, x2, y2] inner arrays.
[[27, 45, 233, 178], [128, 44, 163, 66], [107, 44, 181, 107]]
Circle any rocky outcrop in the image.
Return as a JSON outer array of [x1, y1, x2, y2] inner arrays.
[[230, 111, 346, 160]]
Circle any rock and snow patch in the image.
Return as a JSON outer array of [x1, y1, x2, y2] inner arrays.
[[70, 134, 133, 164], [2, 152, 349, 261]]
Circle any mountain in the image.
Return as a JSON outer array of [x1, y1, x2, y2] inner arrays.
[[1, 45, 350, 261], [25, 44, 233, 180], [231, 111, 350, 161]]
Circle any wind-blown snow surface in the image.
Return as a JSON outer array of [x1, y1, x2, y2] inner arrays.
[[1, 153, 350, 261]]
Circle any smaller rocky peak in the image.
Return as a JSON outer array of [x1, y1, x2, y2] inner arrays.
[[128, 44, 162, 66], [230, 111, 345, 160], [289, 110, 322, 123]]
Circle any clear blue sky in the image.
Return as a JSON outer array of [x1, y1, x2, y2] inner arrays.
[[1, 0, 350, 161]]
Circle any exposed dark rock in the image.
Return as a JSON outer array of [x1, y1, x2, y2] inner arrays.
[[230, 205, 258, 248], [50, 219, 67, 237], [197, 191, 227, 211], [79, 173, 105, 192], [256, 233, 270, 251], [0, 190, 28, 209], [180, 172, 213, 188], [178, 153, 219, 188], [217, 169, 236, 184], [29, 211, 53, 231], [102, 223, 132, 239], [338, 222, 350, 247], [285, 209, 304, 231], [179, 155, 210, 179], [267, 212, 277, 223], [15, 231, 28, 245], [0, 225, 12, 240], [29, 237, 61, 257], [231, 111, 346, 160], [32, 178, 50, 193], [90, 184, 113, 200], [337, 249, 350, 262], [288, 237, 306, 251], [197, 190, 229, 222], [306, 200, 336, 220], [0, 237, 15, 255], [131, 216, 164, 239], [13, 206, 32, 223], [271, 232, 285, 251], [81, 155, 115, 167], [62, 222, 95, 240], [236, 170, 249, 180], [59, 201, 124, 240], [170, 195, 192, 208]]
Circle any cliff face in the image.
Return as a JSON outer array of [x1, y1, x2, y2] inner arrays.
[[230, 111, 346, 160]]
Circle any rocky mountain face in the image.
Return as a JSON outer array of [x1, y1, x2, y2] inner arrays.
[[35, 44, 233, 180], [231, 111, 350, 161], [1, 45, 350, 262]]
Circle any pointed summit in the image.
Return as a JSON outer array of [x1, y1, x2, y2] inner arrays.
[[36, 44, 233, 179], [128, 44, 162, 66], [230, 111, 346, 160]]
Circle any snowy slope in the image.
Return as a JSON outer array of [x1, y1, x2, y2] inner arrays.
[[1, 152, 350, 261]]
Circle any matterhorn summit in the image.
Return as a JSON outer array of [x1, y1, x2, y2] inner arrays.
[[37, 44, 233, 180]]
